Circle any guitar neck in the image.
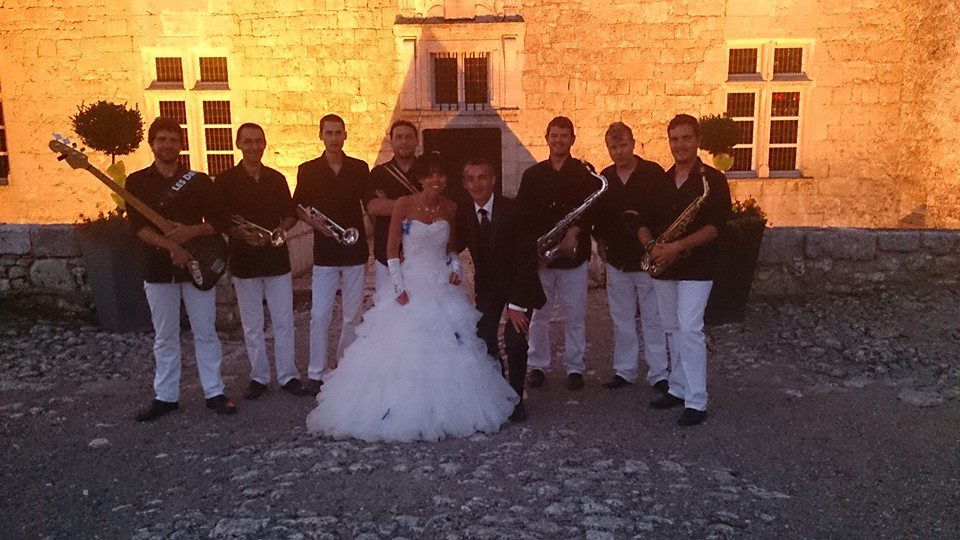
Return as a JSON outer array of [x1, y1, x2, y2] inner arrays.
[[85, 164, 174, 233]]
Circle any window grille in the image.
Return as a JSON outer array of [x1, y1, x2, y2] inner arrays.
[[769, 92, 800, 171], [728, 48, 758, 76], [773, 48, 803, 75], [202, 101, 234, 176], [155, 58, 184, 83], [433, 53, 459, 109], [464, 53, 489, 109], [726, 93, 756, 172], [432, 52, 491, 111], [199, 57, 229, 83]]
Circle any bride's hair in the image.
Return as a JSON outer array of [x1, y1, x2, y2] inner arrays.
[[411, 151, 446, 180]]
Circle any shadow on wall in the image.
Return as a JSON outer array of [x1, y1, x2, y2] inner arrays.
[[373, 21, 537, 201]]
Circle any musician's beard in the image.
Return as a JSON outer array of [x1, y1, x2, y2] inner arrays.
[[156, 152, 180, 166]]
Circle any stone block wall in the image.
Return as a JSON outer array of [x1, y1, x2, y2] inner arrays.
[[0, 225, 86, 294], [753, 227, 959, 296]]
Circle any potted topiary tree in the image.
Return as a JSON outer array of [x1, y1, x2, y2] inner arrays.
[[697, 114, 768, 324], [698, 114, 740, 173], [71, 101, 152, 332]]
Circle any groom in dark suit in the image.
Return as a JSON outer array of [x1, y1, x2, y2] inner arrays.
[[457, 158, 546, 422]]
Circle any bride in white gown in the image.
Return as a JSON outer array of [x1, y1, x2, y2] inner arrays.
[[306, 152, 518, 442]]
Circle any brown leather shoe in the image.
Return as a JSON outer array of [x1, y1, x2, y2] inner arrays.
[[205, 394, 238, 415]]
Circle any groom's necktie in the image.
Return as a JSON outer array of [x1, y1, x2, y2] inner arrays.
[[477, 208, 492, 234], [477, 208, 493, 259]]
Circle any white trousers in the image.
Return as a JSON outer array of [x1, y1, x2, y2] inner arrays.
[[527, 262, 588, 375], [605, 264, 670, 384], [653, 279, 713, 411], [143, 282, 224, 402], [232, 273, 297, 385], [310, 264, 365, 380]]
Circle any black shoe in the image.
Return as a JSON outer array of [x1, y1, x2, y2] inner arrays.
[[567, 373, 584, 391], [205, 394, 238, 415], [304, 379, 324, 396], [527, 369, 545, 388], [281, 378, 312, 396], [678, 407, 707, 426], [653, 379, 670, 394], [243, 380, 268, 400], [508, 402, 528, 423], [650, 393, 684, 409], [602, 375, 632, 389], [135, 399, 179, 422]]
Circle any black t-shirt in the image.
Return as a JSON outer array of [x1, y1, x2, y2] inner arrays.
[[215, 163, 295, 279], [515, 157, 602, 269], [595, 157, 666, 272], [292, 153, 369, 267], [365, 159, 422, 265], [125, 164, 224, 283], [639, 159, 732, 281]]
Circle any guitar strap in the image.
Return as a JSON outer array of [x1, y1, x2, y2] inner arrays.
[[157, 170, 198, 210], [382, 162, 420, 195]]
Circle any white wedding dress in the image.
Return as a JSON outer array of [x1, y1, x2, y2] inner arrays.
[[306, 219, 518, 442]]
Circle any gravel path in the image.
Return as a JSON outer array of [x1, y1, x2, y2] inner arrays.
[[1, 284, 958, 539]]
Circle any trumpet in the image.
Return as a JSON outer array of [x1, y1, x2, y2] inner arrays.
[[231, 215, 286, 247], [297, 204, 360, 246], [537, 160, 608, 265]]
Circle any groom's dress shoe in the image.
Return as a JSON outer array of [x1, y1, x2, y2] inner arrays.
[[527, 369, 545, 388], [135, 399, 178, 422], [508, 402, 528, 422], [566, 373, 584, 391]]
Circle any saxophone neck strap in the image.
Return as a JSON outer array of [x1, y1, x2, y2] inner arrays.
[[383, 162, 420, 195]]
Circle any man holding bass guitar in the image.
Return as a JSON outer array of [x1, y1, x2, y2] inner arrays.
[[127, 116, 237, 422]]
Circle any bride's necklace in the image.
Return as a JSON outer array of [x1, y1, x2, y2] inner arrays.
[[417, 198, 443, 221]]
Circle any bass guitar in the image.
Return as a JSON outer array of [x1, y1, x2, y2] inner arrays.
[[49, 134, 228, 291]]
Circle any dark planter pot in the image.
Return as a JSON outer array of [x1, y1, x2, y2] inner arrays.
[[78, 219, 153, 332], [704, 218, 767, 326]]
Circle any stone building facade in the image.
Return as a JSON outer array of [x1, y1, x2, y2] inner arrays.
[[0, 0, 957, 228]]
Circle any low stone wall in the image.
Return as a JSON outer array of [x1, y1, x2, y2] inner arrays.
[[753, 227, 958, 295], [1, 224, 957, 324], [0, 225, 90, 316]]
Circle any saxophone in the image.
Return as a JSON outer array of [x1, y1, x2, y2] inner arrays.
[[640, 165, 710, 277], [537, 160, 608, 265]]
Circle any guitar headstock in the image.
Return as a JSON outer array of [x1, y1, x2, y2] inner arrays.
[[48, 133, 90, 170]]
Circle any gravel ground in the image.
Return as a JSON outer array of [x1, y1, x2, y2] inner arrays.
[[1, 281, 958, 539]]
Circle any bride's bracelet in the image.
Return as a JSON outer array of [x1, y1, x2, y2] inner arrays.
[[387, 258, 405, 297], [446, 253, 463, 280]]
